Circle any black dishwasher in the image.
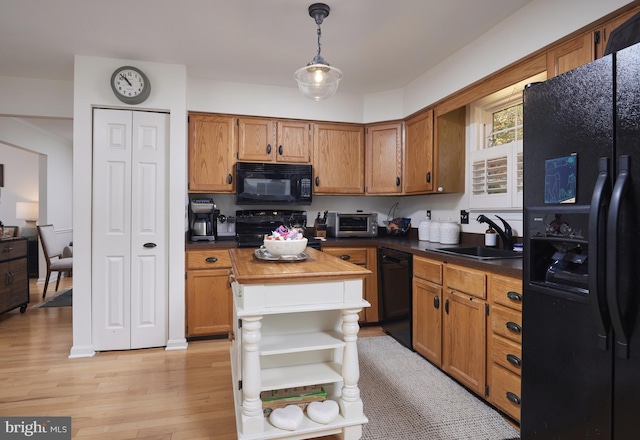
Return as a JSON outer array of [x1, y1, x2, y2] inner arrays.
[[377, 247, 413, 349]]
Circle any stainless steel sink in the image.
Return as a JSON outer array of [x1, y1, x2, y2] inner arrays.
[[433, 246, 523, 260]]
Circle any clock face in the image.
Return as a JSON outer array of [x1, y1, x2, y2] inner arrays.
[[110, 66, 151, 104]]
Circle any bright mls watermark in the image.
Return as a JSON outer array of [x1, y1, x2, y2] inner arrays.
[[0, 417, 71, 439]]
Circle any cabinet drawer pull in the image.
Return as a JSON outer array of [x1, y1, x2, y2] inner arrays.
[[506, 391, 521, 405], [506, 321, 522, 334], [278, 145, 283, 155], [227, 174, 233, 184], [396, 176, 401, 186], [445, 299, 449, 314], [267, 144, 272, 154], [506, 353, 522, 367], [143, 243, 157, 248], [339, 254, 351, 260], [315, 176, 320, 186], [506, 291, 522, 302], [434, 294, 440, 310], [205, 257, 218, 263], [426, 171, 431, 183]]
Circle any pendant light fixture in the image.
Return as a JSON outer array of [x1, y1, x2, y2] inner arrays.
[[294, 3, 343, 101]]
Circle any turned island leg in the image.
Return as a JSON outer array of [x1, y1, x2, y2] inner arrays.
[[339, 307, 364, 421], [241, 315, 263, 435]]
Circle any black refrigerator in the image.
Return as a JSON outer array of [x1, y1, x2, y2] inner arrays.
[[521, 42, 640, 439]]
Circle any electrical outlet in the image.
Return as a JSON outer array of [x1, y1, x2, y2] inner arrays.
[[460, 209, 469, 224], [426, 210, 431, 220]]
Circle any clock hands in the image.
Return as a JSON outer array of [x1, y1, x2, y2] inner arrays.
[[119, 74, 132, 86]]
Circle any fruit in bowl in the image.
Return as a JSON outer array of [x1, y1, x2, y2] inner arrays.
[[263, 226, 308, 256]]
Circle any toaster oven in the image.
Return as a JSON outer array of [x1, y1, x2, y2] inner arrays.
[[326, 212, 378, 238]]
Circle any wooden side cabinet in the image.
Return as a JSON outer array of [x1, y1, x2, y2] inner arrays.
[[185, 249, 233, 337], [487, 273, 523, 422], [0, 238, 29, 315]]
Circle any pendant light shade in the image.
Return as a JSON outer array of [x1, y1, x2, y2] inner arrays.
[[294, 3, 343, 101]]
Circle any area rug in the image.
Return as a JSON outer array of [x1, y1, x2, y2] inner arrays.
[[358, 336, 520, 440], [32, 288, 72, 308]]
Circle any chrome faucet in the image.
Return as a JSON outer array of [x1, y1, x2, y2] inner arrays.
[[476, 214, 514, 250]]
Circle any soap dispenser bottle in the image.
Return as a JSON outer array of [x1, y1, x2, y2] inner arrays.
[[485, 227, 497, 246]]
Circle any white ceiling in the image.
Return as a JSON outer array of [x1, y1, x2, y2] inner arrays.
[[1, 0, 532, 141]]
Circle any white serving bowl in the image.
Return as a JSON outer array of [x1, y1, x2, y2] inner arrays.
[[263, 237, 308, 256]]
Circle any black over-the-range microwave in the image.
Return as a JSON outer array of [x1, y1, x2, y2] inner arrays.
[[235, 162, 313, 205]]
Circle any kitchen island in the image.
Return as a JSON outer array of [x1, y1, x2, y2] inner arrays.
[[229, 247, 371, 440]]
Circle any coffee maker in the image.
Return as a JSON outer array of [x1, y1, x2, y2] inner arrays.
[[188, 196, 218, 242]]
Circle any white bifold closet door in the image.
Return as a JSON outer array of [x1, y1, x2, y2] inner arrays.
[[92, 108, 168, 350]]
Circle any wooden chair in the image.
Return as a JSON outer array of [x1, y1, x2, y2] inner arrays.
[[37, 224, 73, 299]]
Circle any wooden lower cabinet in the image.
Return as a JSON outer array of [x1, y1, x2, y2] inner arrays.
[[442, 289, 486, 396], [322, 246, 378, 323], [185, 249, 233, 337], [442, 264, 487, 397], [487, 273, 523, 422], [412, 256, 443, 366]]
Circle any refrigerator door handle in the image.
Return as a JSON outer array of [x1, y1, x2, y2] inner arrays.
[[607, 154, 630, 359], [589, 156, 611, 351]]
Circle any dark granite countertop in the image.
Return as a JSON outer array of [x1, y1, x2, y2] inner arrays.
[[185, 233, 522, 278]]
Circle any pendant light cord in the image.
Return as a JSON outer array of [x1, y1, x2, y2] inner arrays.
[[316, 23, 323, 58]]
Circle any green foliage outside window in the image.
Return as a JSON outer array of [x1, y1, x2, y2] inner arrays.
[[488, 103, 523, 147]]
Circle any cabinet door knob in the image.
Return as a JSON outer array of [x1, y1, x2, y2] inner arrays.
[[506, 391, 521, 405], [228, 174, 233, 184], [506, 291, 522, 302], [506, 321, 522, 334], [426, 172, 431, 183], [205, 257, 218, 263], [315, 176, 320, 187], [267, 144, 272, 154], [445, 299, 449, 314], [506, 353, 522, 367], [433, 294, 440, 309], [396, 176, 401, 186], [278, 145, 283, 155], [339, 254, 351, 260]]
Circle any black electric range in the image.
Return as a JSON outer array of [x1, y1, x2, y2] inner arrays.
[[235, 209, 321, 250]]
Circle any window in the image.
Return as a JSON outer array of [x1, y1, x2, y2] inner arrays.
[[488, 103, 523, 147], [468, 73, 545, 210]]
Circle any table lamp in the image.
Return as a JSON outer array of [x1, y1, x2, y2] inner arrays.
[[16, 202, 39, 238]]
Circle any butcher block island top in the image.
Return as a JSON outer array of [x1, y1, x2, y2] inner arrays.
[[229, 247, 371, 285]]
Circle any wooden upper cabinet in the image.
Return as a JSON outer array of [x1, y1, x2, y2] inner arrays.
[[365, 121, 403, 195], [313, 123, 365, 194], [237, 117, 312, 163], [547, 32, 594, 78], [433, 107, 465, 194], [595, 6, 640, 59], [276, 120, 312, 163], [237, 117, 276, 162], [188, 113, 236, 193], [403, 110, 434, 194]]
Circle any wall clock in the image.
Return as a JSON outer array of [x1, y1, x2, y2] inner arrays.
[[110, 66, 151, 104]]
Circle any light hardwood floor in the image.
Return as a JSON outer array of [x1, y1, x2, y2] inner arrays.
[[0, 277, 384, 439]]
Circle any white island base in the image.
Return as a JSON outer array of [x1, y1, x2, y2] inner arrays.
[[228, 248, 371, 440]]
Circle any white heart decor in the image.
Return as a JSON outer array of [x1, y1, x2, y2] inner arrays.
[[306, 399, 339, 424], [269, 405, 304, 431]]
